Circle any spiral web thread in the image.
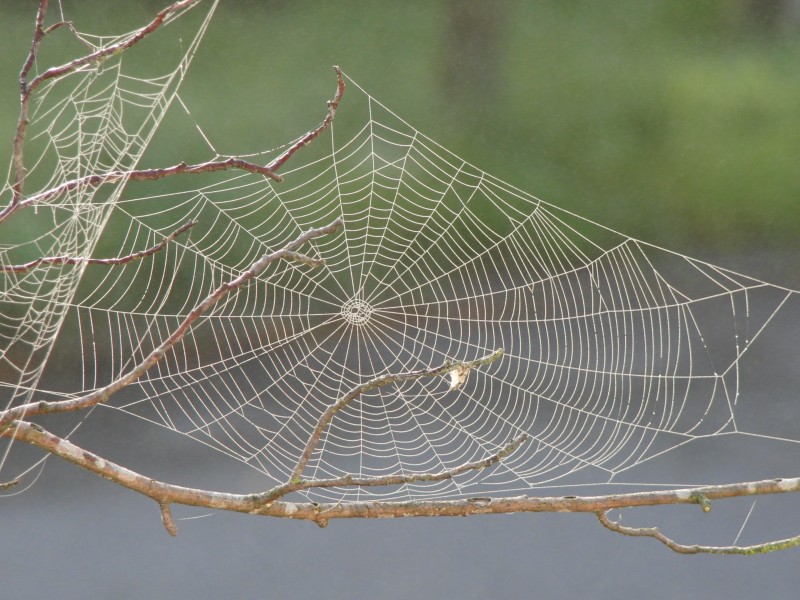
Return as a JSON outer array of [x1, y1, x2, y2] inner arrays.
[[2, 7, 799, 504]]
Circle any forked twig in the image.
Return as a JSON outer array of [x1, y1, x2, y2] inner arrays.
[[1, 1, 348, 426], [9, 0, 200, 210], [2, 66, 345, 224], [2, 220, 197, 274], [290, 349, 505, 483], [595, 510, 800, 556], [258, 431, 527, 508], [25, 0, 200, 96]]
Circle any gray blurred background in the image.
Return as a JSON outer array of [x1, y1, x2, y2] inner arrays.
[[2, 1, 800, 598]]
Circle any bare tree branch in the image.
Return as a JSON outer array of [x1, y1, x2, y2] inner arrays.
[[8, 0, 200, 211], [4, 419, 800, 541], [0, 159, 281, 225], [290, 348, 505, 483], [1, 64, 346, 224], [4, 2, 798, 558], [0, 218, 343, 429], [1, 220, 197, 274], [10, 0, 49, 208], [595, 510, 800, 556]]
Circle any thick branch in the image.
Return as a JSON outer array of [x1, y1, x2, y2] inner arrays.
[[290, 348, 505, 482], [2, 220, 196, 274], [5, 419, 800, 547], [595, 510, 800, 556], [0, 218, 343, 428]]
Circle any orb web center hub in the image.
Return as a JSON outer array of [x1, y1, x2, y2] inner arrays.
[[341, 298, 373, 326]]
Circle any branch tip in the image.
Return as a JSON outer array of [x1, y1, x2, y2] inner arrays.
[[159, 502, 178, 537], [692, 493, 712, 513], [596, 510, 800, 555], [0, 478, 22, 490], [266, 66, 346, 173]]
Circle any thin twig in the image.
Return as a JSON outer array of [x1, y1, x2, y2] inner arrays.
[[127, 157, 282, 182], [1, 64, 345, 222], [18, 1, 48, 94], [0, 478, 22, 490], [261, 432, 526, 506], [595, 510, 800, 556], [266, 66, 345, 173], [43, 20, 77, 37], [2, 220, 197, 274], [26, 0, 199, 97], [290, 348, 505, 482], [0, 218, 343, 428], [1, 158, 281, 225]]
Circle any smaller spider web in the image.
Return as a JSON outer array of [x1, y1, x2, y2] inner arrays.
[[0, 0, 216, 417], [8, 68, 800, 503]]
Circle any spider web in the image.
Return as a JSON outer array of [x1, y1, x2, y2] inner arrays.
[[2, 3, 800, 504]]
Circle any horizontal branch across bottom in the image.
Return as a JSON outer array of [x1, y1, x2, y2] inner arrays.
[[7, 419, 800, 524]]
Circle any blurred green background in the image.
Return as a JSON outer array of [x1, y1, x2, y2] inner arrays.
[[1, 0, 798, 254]]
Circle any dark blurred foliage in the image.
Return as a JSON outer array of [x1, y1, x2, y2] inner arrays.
[[1, 0, 798, 253]]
